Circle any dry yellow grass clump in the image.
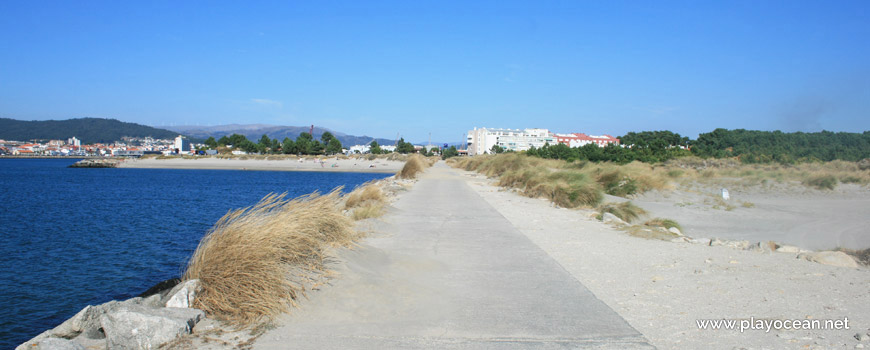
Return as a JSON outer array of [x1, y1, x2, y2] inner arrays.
[[397, 154, 429, 179], [344, 182, 387, 220], [182, 189, 354, 328]]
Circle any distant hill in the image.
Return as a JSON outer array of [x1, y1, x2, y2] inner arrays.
[[167, 124, 397, 147], [0, 118, 184, 144]]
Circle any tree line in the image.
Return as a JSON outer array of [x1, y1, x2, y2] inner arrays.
[[203, 132, 344, 155], [526, 129, 870, 164], [201, 132, 462, 158]]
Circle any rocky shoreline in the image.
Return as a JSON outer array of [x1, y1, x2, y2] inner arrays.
[[17, 279, 204, 350], [598, 211, 865, 268]]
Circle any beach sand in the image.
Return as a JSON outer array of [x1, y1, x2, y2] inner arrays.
[[118, 156, 404, 173], [460, 170, 870, 350], [628, 181, 870, 251]]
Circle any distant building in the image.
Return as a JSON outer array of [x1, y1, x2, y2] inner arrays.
[[67, 137, 81, 147], [348, 144, 371, 154], [554, 133, 620, 148], [173, 135, 192, 154], [467, 127, 620, 155], [467, 127, 554, 155]]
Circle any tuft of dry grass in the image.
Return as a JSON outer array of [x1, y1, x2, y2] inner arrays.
[[645, 218, 682, 231], [397, 154, 428, 179], [344, 182, 388, 220], [598, 202, 647, 223], [182, 189, 354, 328], [350, 201, 385, 220], [344, 182, 385, 209]]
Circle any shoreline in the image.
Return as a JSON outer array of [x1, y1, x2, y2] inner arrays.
[[117, 157, 405, 174]]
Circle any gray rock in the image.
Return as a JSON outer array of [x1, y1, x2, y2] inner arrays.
[[101, 304, 204, 350], [141, 294, 163, 308], [724, 240, 751, 250], [688, 237, 712, 245], [776, 245, 802, 253], [37, 338, 85, 350], [668, 227, 682, 236], [601, 212, 627, 226], [746, 241, 775, 253], [798, 251, 859, 268], [164, 279, 201, 308]]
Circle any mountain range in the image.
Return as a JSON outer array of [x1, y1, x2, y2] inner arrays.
[[165, 124, 397, 147]]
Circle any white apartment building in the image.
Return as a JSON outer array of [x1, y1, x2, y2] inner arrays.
[[466, 127, 555, 155]]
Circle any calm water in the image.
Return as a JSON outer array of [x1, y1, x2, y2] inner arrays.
[[0, 159, 391, 348]]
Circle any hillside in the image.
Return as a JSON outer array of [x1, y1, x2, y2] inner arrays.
[[167, 124, 397, 147], [0, 118, 183, 144]]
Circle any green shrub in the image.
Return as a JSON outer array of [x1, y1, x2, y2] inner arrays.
[[803, 175, 837, 190]]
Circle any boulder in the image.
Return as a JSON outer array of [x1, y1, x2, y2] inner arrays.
[[164, 279, 201, 308], [798, 251, 859, 268], [601, 212, 627, 226], [101, 304, 204, 350], [668, 227, 682, 236], [37, 338, 85, 350]]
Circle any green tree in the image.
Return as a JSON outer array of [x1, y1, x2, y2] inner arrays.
[[282, 137, 295, 154], [441, 145, 459, 159], [271, 139, 280, 154], [321, 131, 336, 145], [370, 141, 382, 154], [295, 132, 313, 154], [490, 144, 505, 154], [204, 136, 217, 149], [240, 140, 259, 154], [326, 138, 343, 155], [217, 135, 230, 146], [396, 138, 415, 154], [227, 134, 248, 148]]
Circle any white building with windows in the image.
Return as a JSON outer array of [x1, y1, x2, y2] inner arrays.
[[466, 127, 555, 155]]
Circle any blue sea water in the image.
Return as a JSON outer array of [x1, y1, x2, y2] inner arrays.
[[0, 158, 391, 349]]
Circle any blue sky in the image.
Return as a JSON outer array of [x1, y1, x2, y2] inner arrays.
[[1, 1, 868, 143]]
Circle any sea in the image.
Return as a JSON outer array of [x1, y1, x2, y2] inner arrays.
[[0, 158, 392, 349]]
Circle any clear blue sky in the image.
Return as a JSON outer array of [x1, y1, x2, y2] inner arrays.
[[1, 1, 868, 143]]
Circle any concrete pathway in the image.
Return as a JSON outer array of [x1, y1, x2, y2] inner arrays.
[[254, 163, 654, 349]]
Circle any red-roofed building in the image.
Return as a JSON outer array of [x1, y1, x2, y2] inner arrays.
[[554, 133, 620, 148]]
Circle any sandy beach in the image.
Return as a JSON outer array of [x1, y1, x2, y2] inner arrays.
[[459, 169, 870, 350], [628, 181, 870, 251], [118, 157, 405, 173]]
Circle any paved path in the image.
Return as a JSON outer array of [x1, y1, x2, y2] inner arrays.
[[254, 163, 654, 349]]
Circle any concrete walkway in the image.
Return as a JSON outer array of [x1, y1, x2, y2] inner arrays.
[[254, 163, 654, 349]]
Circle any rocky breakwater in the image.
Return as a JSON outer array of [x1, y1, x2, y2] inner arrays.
[[68, 159, 120, 168], [18, 279, 204, 350]]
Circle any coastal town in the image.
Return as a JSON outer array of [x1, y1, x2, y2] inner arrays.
[[0, 127, 624, 158]]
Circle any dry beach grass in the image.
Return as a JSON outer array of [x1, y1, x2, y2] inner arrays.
[[182, 190, 354, 328]]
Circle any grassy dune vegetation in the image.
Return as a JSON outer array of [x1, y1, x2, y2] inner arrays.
[[450, 153, 870, 240], [396, 154, 435, 179], [663, 157, 870, 190], [344, 181, 388, 220], [182, 190, 356, 328], [451, 153, 669, 208]]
